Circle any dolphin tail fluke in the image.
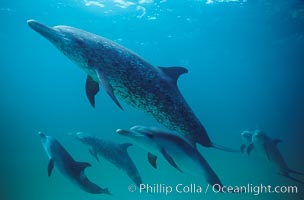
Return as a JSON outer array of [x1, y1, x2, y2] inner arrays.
[[211, 143, 241, 153], [281, 174, 304, 185], [77, 163, 112, 194], [81, 176, 112, 194], [288, 169, 304, 176]]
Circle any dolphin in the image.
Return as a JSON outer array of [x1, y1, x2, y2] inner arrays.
[[244, 130, 304, 185], [38, 132, 111, 194], [71, 132, 142, 186], [240, 130, 253, 153], [27, 19, 234, 151], [116, 126, 223, 189]]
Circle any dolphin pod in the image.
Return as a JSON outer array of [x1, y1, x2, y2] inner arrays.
[[29, 19, 303, 195], [27, 19, 236, 151]]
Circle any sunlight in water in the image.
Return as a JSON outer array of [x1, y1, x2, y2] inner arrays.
[[206, 0, 247, 4], [82, 0, 159, 18]]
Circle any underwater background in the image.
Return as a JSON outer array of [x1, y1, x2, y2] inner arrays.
[[1, 0, 304, 199]]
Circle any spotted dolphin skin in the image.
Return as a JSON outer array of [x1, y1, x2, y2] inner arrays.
[[71, 132, 142, 186], [27, 19, 227, 149], [38, 132, 111, 194], [116, 126, 223, 189], [243, 130, 304, 185]]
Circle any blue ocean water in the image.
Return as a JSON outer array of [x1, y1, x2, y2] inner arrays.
[[1, 0, 304, 199]]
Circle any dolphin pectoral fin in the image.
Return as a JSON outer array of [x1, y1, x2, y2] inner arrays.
[[95, 68, 123, 110], [272, 139, 282, 146], [86, 75, 99, 108], [161, 148, 183, 173], [148, 152, 157, 169], [48, 159, 54, 177], [240, 144, 246, 153], [247, 144, 254, 155], [89, 148, 99, 162], [158, 66, 188, 85]]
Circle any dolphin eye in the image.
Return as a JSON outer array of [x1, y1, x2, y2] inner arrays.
[[75, 38, 85, 48]]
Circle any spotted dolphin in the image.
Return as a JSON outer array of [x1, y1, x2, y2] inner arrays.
[[240, 130, 253, 153], [27, 19, 234, 150], [71, 132, 142, 186], [116, 126, 223, 189], [38, 132, 111, 194], [243, 130, 304, 185]]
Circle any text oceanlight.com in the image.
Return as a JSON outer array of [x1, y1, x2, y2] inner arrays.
[[132, 183, 298, 195]]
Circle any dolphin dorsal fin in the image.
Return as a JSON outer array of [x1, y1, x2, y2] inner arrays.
[[76, 162, 91, 171], [158, 66, 188, 85], [75, 162, 91, 180], [120, 143, 132, 151]]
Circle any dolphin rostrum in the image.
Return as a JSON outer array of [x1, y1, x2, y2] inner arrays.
[[241, 130, 304, 185], [71, 132, 142, 186], [38, 132, 111, 194], [27, 19, 233, 150], [116, 126, 223, 189]]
